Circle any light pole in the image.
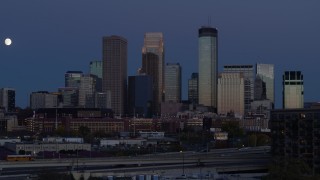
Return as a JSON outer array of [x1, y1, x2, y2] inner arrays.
[[180, 150, 185, 175]]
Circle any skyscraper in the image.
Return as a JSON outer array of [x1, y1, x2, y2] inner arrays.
[[218, 72, 245, 117], [165, 63, 181, 103], [90, 60, 103, 92], [128, 75, 153, 117], [198, 26, 218, 112], [102, 35, 127, 116], [254, 75, 266, 101], [224, 65, 254, 115], [0, 88, 15, 112], [283, 71, 304, 109], [188, 73, 198, 104], [58, 87, 79, 107], [256, 63, 274, 105], [78, 74, 96, 108], [141, 32, 164, 114]]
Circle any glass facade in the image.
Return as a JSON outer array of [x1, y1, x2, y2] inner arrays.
[[165, 63, 181, 103], [256, 63, 274, 106], [283, 71, 304, 109], [128, 75, 153, 118], [65, 71, 83, 88], [90, 61, 103, 92], [188, 73, 198, 104], [198, 27, 218, 111], [141, 32, 164, 114]]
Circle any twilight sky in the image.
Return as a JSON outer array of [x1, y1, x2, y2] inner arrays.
[[1, 0, 320, 108]]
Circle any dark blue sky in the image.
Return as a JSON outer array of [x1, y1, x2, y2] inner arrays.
[[1, 1, 320, 108]]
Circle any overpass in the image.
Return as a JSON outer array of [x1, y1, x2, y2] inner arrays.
[[0, 146, 271, 179]]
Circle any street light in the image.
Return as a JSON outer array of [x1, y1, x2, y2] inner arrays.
[[180, 150, 185, 175]]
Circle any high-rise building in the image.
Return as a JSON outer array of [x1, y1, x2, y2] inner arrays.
[[0, 88, 15, 112], [283, 71, 304, 109], [65, 71, 83, 88], [254, 75, 266, 101], [198, 26, 218, 112], [141, 32, 164, 114], [217, 72, 245, 117], [165, 63, 181, 103], [128, 75, 153, 118], [90, 61, 103, 92], [188, 73, 198, 104], [30, 91, 58, 109], [58, 87, 79, 107], [78, 74, 96, 108], [256, 64, 274, 105], [94, 92, 111, 109], [224, 65, 254, 114], [102, 35, 127, 116]]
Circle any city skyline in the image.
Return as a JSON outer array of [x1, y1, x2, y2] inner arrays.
[[1, 1, 320, 108]]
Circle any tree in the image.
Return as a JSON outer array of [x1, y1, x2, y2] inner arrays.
[[265, 157, 314, 180], [247, 134, 257, 147], [78, 126, 92, 143], [221, 121, 244, 138]]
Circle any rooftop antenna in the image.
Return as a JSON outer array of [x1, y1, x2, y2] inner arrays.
[[208, 16, 212, 27]]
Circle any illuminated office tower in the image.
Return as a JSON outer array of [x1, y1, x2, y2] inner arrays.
[[283, 71, 304, 109], [198, 26, 218, 112], [65, 71, 83, 88], [224, 65, 254, 114], [165, 63, 181, 103], [256, 63, 274, 106], [102, 35, 127, 116], [188, 73, 198, 104], [0, 88, 15, 112], [218, 73, 245, 117], [141, 32, 164, 114]]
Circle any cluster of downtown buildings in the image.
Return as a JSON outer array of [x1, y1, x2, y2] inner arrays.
[[0, 26, 304, 118], [0, 26, 319, 174]]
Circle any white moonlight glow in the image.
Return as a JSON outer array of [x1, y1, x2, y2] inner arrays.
[[4, 38, 12, 46]]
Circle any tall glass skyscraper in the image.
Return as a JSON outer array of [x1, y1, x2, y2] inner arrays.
[[102, 35, 127, 116], [256, 63, 274, 106], [128, 75, 153, 118], [90, 61, 103, 92], [141, 32, 164, 114], [198, 26, 218, 112], [283, 71, 304, 109], [165, 63, 181, 103], [188, 73, 198, 104], [90, 61, 102, 78], [224, 65, 254, 115]]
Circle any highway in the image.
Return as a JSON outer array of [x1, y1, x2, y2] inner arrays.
[[0, 146, 271, 178]]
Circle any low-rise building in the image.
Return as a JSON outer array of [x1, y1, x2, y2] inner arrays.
[[5, 142, 91, 155], [270, 108, 320, 175], [100, 138, 146, 147]]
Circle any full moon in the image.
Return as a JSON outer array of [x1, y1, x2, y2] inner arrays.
[[4, 38, 12, 46]]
